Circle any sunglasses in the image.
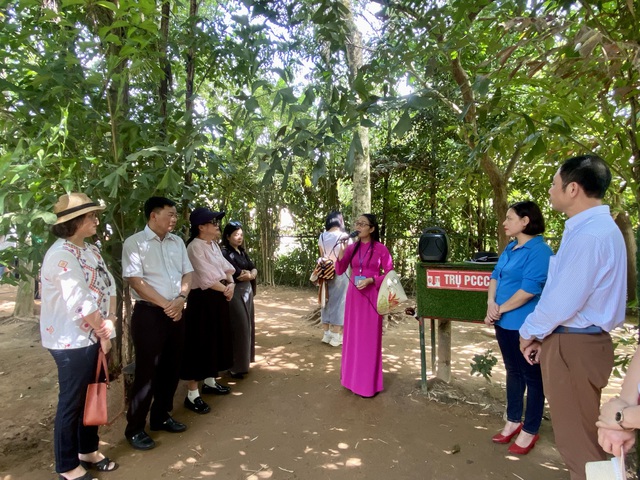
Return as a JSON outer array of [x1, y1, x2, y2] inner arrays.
[[96, 264, 111, 287], [205, 220, 220, 226], [229, 220, 242, 227]]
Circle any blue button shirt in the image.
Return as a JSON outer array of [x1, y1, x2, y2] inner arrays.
[[491, 236, 553, 330]]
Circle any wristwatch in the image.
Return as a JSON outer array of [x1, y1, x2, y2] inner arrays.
[[178, 294, 187, 300], [615, 408, 634, 431]]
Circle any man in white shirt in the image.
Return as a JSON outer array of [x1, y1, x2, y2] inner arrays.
[[122, 197, 193, 450], [520, 155, 627, 480]]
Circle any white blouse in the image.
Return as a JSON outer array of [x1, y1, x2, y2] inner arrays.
[[40, 238, 116, 349]]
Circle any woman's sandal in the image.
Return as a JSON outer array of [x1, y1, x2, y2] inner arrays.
[[79, 457, 119, 472]]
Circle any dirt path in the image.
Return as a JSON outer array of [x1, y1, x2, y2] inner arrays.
[[0, 284, 605, 479]]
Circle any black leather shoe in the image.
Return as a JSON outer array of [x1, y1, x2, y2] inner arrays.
[[230, 372, 245, 379], [201, 383, 231, 395], [184, 396, 211, 414], [127, 431, 156, 450], [150, 416, 187, 433]]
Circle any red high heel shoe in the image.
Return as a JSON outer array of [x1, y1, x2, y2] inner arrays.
[[508, 434, 539, 455], [491, 423, 522, 444]]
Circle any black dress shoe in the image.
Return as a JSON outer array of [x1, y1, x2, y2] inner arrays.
[[201, 383, 231, 395], [184, 396, 211, 414], [229, 372, 245, 379], [150, 416, 187, 433], [127, 431, 156, 450]]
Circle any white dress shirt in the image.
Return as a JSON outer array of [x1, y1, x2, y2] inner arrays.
[[122, 225, 193, 301], [40, 238, 116, 349], [520, 205, 627, 340]]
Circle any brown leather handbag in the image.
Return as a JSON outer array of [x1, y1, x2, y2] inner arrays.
[[83, 349, 109, 426]]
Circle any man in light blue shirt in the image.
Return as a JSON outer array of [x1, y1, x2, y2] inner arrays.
[[520, 155, 627, 480]]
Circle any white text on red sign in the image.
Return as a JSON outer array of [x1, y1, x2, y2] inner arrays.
[[426, 269, 492, 292]]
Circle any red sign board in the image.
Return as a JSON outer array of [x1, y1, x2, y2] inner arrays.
[[426, 269, 492, 292]]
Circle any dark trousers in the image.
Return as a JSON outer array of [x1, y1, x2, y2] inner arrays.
[[125, 303, 185, 437], [49, 343, 100, 473], [495, 325, 545, 434], [541, 332, 613, 480]]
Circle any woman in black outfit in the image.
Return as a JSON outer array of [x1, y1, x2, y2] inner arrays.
[[221, 221, 257, 379]]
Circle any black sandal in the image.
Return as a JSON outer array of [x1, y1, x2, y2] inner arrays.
[[79, 457, 119, 472], [58, 473, 96, 480]]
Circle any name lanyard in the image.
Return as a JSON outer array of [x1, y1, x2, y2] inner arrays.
[[358, 243, 372, 274]]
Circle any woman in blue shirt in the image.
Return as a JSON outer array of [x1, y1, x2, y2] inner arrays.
[[485, 201, 552, 455]]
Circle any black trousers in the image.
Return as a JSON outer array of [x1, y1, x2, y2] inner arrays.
[[125, 302, 185, 437]]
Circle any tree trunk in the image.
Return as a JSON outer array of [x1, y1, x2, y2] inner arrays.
[[614, 211, 637, 304], [13, 265, 35, 319], [341, 0, 371, 220], [159, 0, 171, 138], [450, 56, 509, 251], [352, 126, 371, 219], [257, 191, 277, 286]]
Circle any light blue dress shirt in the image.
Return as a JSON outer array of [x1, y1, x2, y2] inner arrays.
[[491, 236, 553, 330], [520, 205, 627, 340]]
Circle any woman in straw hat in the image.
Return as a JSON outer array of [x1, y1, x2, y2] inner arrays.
[[40, 193, 118, 480]]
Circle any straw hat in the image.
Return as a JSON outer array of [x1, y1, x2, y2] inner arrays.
[[54, 193, 105, 224]]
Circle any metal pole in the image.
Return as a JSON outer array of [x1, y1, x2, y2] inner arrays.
[[430, 318, 436, 372], [418, 317, 427, 392]]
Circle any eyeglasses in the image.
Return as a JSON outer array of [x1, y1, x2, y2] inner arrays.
[[229, 221, 242, 227], [354, 221, 371, 228], [205, 220, 220, 226]]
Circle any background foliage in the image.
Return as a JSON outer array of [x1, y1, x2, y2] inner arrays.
[[1, 0, 638, 366]]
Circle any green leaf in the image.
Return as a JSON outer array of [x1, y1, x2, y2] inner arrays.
[[245, 96, 260, 112], [406, 95, 435, 110], [392, 111, 412, 138], [522, 114, 536, 134], [157, 167, 182, 191], [472, 75, 491, 96], [126, 146, 177, 162], [96, 1, 118, 12], [353, 72, 368, 100], [312, 156, 326, 186]]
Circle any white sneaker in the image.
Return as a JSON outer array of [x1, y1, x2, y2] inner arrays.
[[322, 331, 332, 344], [329, 332, 343, 347]]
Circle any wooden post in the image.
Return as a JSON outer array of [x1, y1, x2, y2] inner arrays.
[[436, 320, 452, 382]]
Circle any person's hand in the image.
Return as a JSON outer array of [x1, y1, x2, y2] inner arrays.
[[598, 427, 636, 455], [100, 338, 112, 355], [237, 270, 252, 282], [487, 301, 500, 320], [164, 297, 185, 320], [484, 315, 495, 326], [597, 397, 630, 430], [96, 319, 114, 339], [224, 283, 235, 301], [356, 277, 373, 290], [521, 339, 541, 365]]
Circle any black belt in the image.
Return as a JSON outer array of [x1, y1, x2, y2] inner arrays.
[[553, 325, 603, 334], [136, 300, 161, 308]]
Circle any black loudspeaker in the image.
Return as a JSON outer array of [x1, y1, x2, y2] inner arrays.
[[418, 227, 449, 262]]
